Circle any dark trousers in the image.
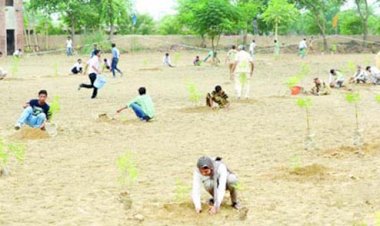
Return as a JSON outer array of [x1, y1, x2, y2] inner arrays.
[[80, 73, 98, 98], [111, 58, 122, 77], [71, 67, 82, 74]]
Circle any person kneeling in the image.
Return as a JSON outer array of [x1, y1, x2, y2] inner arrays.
[[71, 59, 83, 74], [206, 85, 230, 108], [116, 87, 155, 122], [15, 90, 51, 130], [310, 78, 330, 96]]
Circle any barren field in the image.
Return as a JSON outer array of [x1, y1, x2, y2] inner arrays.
[[0, 51, 380, 226]]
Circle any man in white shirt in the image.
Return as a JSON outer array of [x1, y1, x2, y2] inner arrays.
[[13, 49, 22, 58], [163, 53, 174, 67], [78, 50, 101, 98], [299, 38, 307, 58], [71, 59, 83, 74], [350, 65, 368, 84], [366, 66, 380, 85], [192, 156, 240, 215], [66, 36, 73, 56], [232, 45, 254, 99], [329, 69, 345, 88], [249, 40, 256, 57]]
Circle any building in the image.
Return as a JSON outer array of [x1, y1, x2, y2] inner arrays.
[[0, 0, 24, 55]]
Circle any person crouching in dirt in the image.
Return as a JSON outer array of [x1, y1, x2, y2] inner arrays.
[[206, 85, 230, 108], [192, 156, 240, 215], [310, 78, 330, 96], [349, 65, 368, 84], [329, 69, 345, 88]]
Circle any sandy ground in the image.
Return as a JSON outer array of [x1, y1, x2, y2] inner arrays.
[[0, 51, 380, 226]]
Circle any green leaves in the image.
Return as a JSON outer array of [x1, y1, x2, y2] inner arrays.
[[297, 97, 312, 109], [286, 63, 310, 88], [375, 94, 380, 103], [116, 151, 138, 185], [187, 82, 202, 104], [345, 92, 360, 104], [49, 96, 61, 121], [0, 138, 26, 170], [174, 179, 191, 203]]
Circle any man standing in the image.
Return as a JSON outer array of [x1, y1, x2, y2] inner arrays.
[[111, 43, 123, 77], [232, 45, 254, 99], [66, 36, 73, 56], [192, 156, 240, 215], [299, 38, 308, 58], [249, 40, 256, 58], [79, 50, 101, 99], [15, 90, 51, 130]]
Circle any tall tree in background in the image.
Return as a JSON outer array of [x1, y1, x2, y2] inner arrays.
[[354, 0, 370, 46], [235, 0, 264, 44], [262, 0, 298, 40], [100, 0, 130, 40]]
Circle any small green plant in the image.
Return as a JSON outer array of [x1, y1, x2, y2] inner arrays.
[[186, 82, 202, 105], [11, 57, 20, 77], [286, 64, 310, 89], [48, 96, 61, 121], [345, 92, 362, 146], [345, 61, 356, 74], [116, 151, 138, 186], [143, 59, 149, 66], [289, 155, 302, 170], [375, 94, 380, 104], [0, 138, 26, 176], [174, 179, 191, 203], [297, 97, 315, 150]]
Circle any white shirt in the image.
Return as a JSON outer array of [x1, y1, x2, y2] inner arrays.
[[249, 42, 256, 52], [72, 62, 82, 71], [191, 163, 229, 210], [13, 50, 22, 57], [163, 56, 171, 66], [329, 71, 345, 84], [299, 40, 307, 49], [66, 39, 72, 48], [354, 69, 368, 80], [87, 56, 100, 75], [235, 50, 253, 73]]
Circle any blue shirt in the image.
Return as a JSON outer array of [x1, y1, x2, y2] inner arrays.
[[112, 47, 120, 59], [29, 99, 51, 119]]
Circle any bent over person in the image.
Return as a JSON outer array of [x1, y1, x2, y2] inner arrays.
[[192, 156, 240, 215]]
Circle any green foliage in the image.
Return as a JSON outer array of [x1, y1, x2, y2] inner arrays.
[[345, 92, 360, 104], [158, 15, 188, 35], [116, 151, 138, 185], [186, 82, 202, 104], [345, 61, 356, 74], [0, 138, 26, 171], [174, 179, 191, 202], [80, 33, 110, 54], [49, 96, 61, 121], [285, 64, 310, 88], [289, 155, 302, 170], [297, 97, 312, 109], [11, 57, 20, 77], [339, 10, 363, 35], [375, 94, 380, 103]]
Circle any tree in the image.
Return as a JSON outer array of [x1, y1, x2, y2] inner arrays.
[[354, 0, 370, 46], [178, 0, 240, 51], [262, 0, 298, 40], [100, 0, 130, 40], [158, 15, 187, 35], [235, 0, 265, 44]]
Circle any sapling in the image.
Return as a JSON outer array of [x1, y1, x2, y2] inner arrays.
[[375, 94, 380, 104], [0, 138, 26, 176], [11, 56, 20, 77], [116, 151, 138, 186], [345, 92, 362, 146], [296, 97, 315, 150], [289, 155, 302, 170], [186, 82, 202, 106], [48, 96, 61, 121], [285, 63, 310, 94], [173, 179, 191, 203], [345, 61, 356, 74]]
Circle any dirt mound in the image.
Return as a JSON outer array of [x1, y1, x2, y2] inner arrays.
[[325, 143, 380, 158], [289, 164, 328, 177], [97, 113, 115, 123], [11, 127, 50, 140]]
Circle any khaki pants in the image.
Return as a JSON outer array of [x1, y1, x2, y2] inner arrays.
[[234, 72, 250, 98]]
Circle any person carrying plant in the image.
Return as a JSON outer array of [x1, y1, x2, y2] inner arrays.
[[232, 45, 254, 99], [310, 78, 330, 96], [111, 43, 123, 77], [226, 45, 238, 81], [116, 87, 155, 122], [14, 90, 51, 130], [206, 85, 230, 108], [78, 50, 101, 99], [329, 69, 345, 88], [192, 156, 240, 215]]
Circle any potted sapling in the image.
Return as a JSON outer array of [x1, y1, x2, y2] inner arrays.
[[116, 151, 138, 210], [345, 92, 362, 147], [296, 97, 315, 150]]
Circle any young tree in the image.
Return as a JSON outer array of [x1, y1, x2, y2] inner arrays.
[[235, 0, 264, 44], [100, 0, 131, 40], [262, 0, 298, 41], [354, 0, 370, 46]]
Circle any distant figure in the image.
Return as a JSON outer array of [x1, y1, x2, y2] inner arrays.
[[90, 44, 98, 58], [66, 36, 73, 56], [79, 50, 101, 99], [15, 90, 51, 130], [299, 38, 308, 58], [365, 66, 380, 85], [192, 156, 240, 215], [249, 40, 256, 57], [193, 56, 201, 66], [329, 69, 345, 88], [274, 40, 280, 55], [0, 51, 7, 80], [13, 49, 22, 58], [71, 59, 83, 75], [310, 78, 330, 96], [226, 45, 238, 80], [116, 87, 155, 122], [204, 50, 220, 65], [163, 53, 174, 67], [232, 45, 254, 99], [349, 65, 368, 84], [111, 43, 123, 77], [206, 85, 230, 108], [103, 58, 111, 72]]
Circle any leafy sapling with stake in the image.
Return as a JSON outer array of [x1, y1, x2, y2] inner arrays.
[[187, 82, 202, 106], [345, 92, 362, 146], [296, 97, 315, 150]]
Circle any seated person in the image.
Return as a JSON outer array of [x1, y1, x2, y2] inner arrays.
[[15, 90, 51, 130], [13, 49, 23, 58], [206, 85, 229, 108], [365, 66, 380, 85], [71, 59, 83, 74], [349, 65, 368, 84], [163, 53, 174, 67], [329, 69, 345, 88], [193, 56, 201, 66], [102, 58, 111, 72], [310, 78, 330, 96], [116, 87, 155, 122], [192, 156, 240, 215]]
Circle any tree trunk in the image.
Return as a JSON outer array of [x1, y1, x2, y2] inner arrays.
[[110, 23, 114, 41], [322, 33, 328, 52], [275, 21, 278, 41], [70, 14, 75, 48]]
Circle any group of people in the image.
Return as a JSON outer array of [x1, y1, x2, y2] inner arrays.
[[329, 65, 380, 89]]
